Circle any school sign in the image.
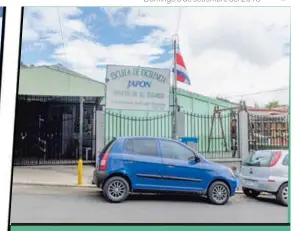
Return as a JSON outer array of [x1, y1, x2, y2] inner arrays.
[[105, 65, 170, 111]]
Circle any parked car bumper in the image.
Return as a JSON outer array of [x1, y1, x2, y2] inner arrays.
[[92, 169, 109, 188], [239, 176, 282, 193]]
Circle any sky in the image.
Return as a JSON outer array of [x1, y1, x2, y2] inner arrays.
[[21, 7, 290, 107]]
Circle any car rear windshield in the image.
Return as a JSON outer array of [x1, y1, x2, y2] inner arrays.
[[96, 139, 116, 169], [100, 138, 116, 155], [243, 150, 278, 167]]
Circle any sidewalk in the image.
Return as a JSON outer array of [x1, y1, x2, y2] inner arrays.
[[13, 165, 96, 187]]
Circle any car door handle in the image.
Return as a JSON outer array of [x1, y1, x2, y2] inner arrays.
[[167, 164, 176, 167]]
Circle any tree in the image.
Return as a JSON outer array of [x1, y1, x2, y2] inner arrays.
[[265, 100, 280, 109]]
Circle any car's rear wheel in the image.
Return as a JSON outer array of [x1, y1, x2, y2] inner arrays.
[[207, 181, 230, 205], [102, 176, 130, 203], [276, 183, 288, 206], [242, 187, 260, 198]]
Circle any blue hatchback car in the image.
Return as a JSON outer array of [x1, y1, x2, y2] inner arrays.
[[93, 136, 237, 205]]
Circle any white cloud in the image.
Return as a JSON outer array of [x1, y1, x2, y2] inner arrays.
[[22, 16, 39, 41], [23, 7, 89, 45], [34, 60, 56, 66], [103, 8, 129, 27], [24, 7, 290, 107], [52, 38, 166, 82], [122, 7, 290, 106]]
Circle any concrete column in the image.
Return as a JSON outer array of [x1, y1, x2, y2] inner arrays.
[[176, 111, 185, 138], [95, 110, 105, 168], [238, 110, 249, 160]]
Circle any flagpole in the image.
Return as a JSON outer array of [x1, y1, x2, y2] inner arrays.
[[172, 34, 178, 140]]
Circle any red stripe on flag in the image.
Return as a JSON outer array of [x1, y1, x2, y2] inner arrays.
[[176, 53, 186, 69], [177, 74, 185, 83]]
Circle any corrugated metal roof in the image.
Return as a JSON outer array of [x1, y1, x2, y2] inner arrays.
[[19, 65, 105, 97]]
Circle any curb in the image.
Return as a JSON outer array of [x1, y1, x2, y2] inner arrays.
[[13, 182, 96, 188]]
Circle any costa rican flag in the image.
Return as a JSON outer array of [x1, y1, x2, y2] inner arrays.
[[173, 45, 191, 85]]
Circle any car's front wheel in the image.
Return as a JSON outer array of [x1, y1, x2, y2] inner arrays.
[[102, 176, 130, 203], [242, 187, 260, 198], [207, 181, 230, 205]]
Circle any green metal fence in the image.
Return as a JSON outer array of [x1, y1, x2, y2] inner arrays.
[[104, 111, 173, 145], [104, 110, 238, 159], [184, 111, 235, 159]]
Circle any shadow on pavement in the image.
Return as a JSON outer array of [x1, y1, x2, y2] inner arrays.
[[128, 194, 209, 203], [255, 195, 286, 206], [243, 194, 286, 207], [88, 191, 236, 205]]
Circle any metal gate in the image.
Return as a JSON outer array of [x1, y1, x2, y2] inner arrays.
[[184, 109, 239, 159], [13, 96, 96, 166], [248, 113, 289, 152]]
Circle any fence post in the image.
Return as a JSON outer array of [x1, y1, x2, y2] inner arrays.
[[79, 97, 84, 160], [176, 111, 185, 138], [238, 108, 249, 160], [95, 110, 105, 168]]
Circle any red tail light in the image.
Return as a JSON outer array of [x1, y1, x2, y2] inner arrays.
[[269, 151, 282, 167], [99, 152, 110, 171]]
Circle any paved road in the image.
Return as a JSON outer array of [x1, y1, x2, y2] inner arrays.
[[10, 185, 288, 223]]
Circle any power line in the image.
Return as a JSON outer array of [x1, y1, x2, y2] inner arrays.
[[56, 7, 68, 65], [224, 87, 289, 99]]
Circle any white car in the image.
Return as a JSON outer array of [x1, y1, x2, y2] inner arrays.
[[240, 150, 288, 206]]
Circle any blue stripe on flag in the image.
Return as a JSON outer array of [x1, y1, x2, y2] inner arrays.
[[176, 69, 191, 84]]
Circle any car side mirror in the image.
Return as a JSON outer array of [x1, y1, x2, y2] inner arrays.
[[195, 155, 200, 162], [188, 155, 200, 162]]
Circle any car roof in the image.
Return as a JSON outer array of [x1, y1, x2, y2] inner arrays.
[[115, 136, 175, 142], [254, 149, 289, 154]]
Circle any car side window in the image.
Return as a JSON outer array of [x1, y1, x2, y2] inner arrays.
[[160, 140, 195, 161], [282, 155, 289, 166], [124, 139, 134, 153], [124, 139, 158, 157]]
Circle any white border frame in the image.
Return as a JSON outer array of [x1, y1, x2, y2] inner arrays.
[[0, 1, 303, 231]]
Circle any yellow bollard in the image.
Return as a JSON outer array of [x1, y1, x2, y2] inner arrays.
[[77, 158, 83, 185]]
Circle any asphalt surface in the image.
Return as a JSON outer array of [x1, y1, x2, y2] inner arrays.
[[10, 185, 288, 223]]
